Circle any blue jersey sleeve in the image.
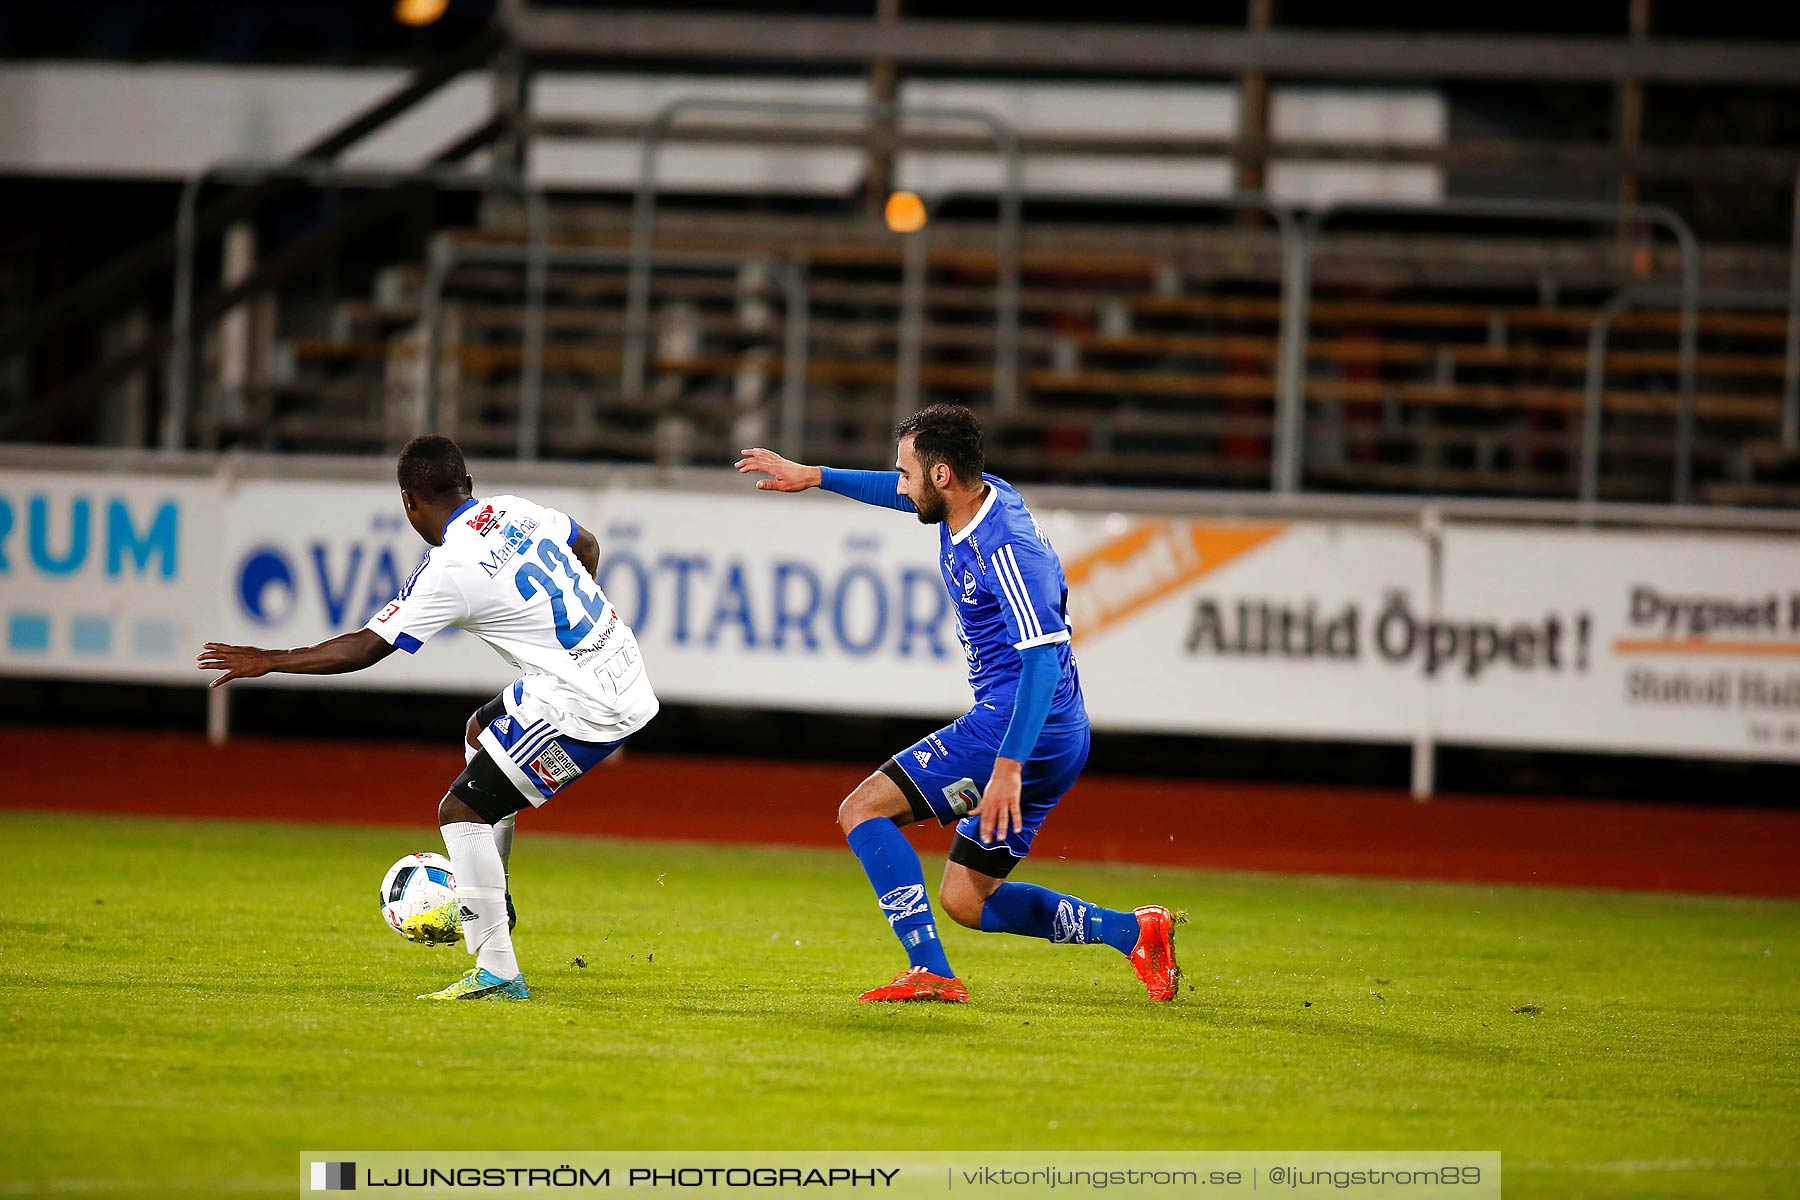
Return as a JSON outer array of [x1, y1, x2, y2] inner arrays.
[[819, 467, 918, 513], [985, 538, 1070, 650], [998, 643, 1059, 761]]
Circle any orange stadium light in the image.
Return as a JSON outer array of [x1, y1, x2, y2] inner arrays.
[[884, 190, 927, 234], [394, 0, 449, 27]]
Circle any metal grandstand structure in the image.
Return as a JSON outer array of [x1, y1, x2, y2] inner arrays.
[[2, 3, 1797, 505]]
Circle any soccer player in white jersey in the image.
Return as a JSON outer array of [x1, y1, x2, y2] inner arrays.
[[198, 436, 657, 1001], [737, 404, 1180, 1004]]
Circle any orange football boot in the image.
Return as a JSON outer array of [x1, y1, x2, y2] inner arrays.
[[857, 965, 970, 1003], [1128, 905, 1183, 1001]]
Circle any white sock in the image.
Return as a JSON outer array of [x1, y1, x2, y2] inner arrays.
[[441, 820, 520, 980], [492, 814, 515, 874]]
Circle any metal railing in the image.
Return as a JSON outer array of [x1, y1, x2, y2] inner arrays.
[[419, 242, 810, 460], [1582, 285, 1794, 506], [1295, 197, 1702, 500], [0, 29, 502, 373], [163, 160, 1796, 509], [889, 187, 1048, 429], [890, 189, 1302, 486], [1785, 165, 1800, 448], [623, 98, 1023, 410], [169, 160, 548, 452], [14, 442, 1799, 530]]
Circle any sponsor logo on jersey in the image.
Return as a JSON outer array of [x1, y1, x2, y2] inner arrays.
[[569, 613, 620, 664], [877, 884, 929, 925], [528, 740, 582, 791], [1051, 899, 1089, 944], [493, 716, 512, 735], [913, 749, 933, 768], [466, 504, 507, 535], [476, 516, 540, 578]]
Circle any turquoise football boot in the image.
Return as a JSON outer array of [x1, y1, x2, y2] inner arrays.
[[418, 967, 530, 1001]]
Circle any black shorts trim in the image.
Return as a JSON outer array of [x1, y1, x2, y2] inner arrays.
[[471, 692, 507, 731], [449, 749, 532, 824], [948, 831, 1022, 879], [878, 758, 934, 826]]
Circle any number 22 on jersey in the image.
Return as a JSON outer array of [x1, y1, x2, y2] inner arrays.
[[514, 539, 607, 649]]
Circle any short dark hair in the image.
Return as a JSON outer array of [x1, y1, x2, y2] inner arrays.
[[396, 434, 470, 503], [896, 403, 984, 485]]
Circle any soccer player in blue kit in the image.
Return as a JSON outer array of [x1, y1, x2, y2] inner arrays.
[[736, 404, 1181, 1003]]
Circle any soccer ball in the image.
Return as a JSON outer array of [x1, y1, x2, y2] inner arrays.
[[379, 852, 462, 945]]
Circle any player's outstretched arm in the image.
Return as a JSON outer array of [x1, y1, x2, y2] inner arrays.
[[734, 448, 821, 492], [197, 629, 397, 688], [736, 448, 918, 512], [571, 522, 601, 578]]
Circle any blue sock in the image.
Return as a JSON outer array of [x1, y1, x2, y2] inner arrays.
[[845, 819, 955, 977], [979, 882, 1141, 955]]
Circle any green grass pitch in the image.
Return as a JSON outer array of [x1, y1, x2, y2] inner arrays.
[[3, 810, 1797, 1198]]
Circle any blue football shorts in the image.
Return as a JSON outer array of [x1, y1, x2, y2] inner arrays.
[[879, 708, 1091, 878], [471, 680, 627, 807]]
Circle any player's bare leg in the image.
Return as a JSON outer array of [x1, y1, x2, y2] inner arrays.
[[939, 860, 1182, 1002], [839, 772, 969, 1003], [936, 861, 1003, 929]]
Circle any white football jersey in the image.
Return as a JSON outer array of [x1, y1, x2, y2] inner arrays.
[[364, 494, 657, 742]]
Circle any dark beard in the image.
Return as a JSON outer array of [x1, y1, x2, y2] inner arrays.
[[913, 481, 948, 524]]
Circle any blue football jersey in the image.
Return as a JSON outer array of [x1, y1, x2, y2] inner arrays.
[[938, 475, 1086, 732]]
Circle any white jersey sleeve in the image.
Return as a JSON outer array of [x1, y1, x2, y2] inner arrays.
[[365, 550, 466, 654]]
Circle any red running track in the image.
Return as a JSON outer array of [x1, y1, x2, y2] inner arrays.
[[6, 728, 1797, 898]]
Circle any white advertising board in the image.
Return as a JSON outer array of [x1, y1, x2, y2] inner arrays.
[[0, 470, 224, 682], [1437, 526, 1800, 761], [7, 464, 1797, 762], [1051, 513, 1430, 740]]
